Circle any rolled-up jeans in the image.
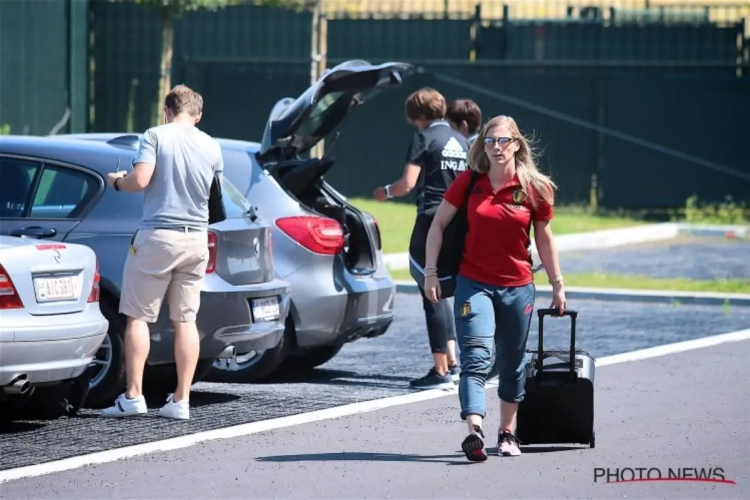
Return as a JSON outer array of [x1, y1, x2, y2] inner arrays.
[[453, 274, 535, 420]]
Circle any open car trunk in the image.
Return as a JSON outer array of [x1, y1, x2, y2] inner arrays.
[[255, 60, 413, 274], [268, 157, 380, 273]]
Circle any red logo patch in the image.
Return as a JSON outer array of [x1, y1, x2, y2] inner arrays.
[[524, 304, 533, 315]]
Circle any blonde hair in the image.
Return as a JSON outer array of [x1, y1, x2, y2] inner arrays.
[[468, 115, 556, 210]]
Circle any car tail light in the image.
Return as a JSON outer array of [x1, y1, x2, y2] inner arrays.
[[87, 257, 100, 303], [0, 263, 24, 310], [276, 216, 344, 255], [207, 232, 217, 274]]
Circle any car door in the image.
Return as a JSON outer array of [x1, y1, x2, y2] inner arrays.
[[0, 155, 104, 241]]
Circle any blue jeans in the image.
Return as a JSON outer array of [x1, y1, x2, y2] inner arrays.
[[454, 275, 535, 420]]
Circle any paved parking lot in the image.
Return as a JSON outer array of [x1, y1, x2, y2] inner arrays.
[[2, 292, 750, 474], [559, 235, 750, 280]]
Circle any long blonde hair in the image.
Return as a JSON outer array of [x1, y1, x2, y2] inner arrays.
[[468, 115, 556, 210]]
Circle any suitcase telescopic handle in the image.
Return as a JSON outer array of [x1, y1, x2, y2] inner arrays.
[[536, 309, 578, 381]]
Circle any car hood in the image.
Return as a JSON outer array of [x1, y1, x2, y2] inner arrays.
[[256, 59, 414, 164]]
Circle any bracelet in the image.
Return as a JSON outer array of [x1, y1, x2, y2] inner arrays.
[[549, 275, 564, 285], [113, 177, 122, 192]]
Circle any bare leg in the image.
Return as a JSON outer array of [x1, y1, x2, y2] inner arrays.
[[447, 339, 458, 366], [499, 400, 518, 433], [124, 317, 151, 399], [432, 352, 449, 375], [172, 320, 200, 402]]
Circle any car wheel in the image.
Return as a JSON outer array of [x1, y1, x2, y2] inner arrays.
[[85, 299, 127, 409], [207, 320, 292, 383], [282, 344, 344, 372]]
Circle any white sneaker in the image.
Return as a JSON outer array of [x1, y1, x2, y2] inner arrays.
[[159, 394, 190, 420], [101, 393, 147, 418]]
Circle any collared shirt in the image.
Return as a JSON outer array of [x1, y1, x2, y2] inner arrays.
[[443, 170, 554, 287], [405, 120, 471, 215], [467, 133, 479, 146]]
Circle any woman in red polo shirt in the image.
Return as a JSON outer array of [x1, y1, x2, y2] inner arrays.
[[422, 115, 566, 462]]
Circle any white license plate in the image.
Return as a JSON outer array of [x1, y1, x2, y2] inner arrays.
[[34, 276, 77, 302], [251, 296, 280, 322]]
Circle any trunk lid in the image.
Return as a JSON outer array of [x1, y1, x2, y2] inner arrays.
[[256, 60, 413, 165], [209, 179, 275, 285], [0, 236, 96, 318]]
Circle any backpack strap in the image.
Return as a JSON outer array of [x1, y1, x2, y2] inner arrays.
[[461, 171, 479, 210]]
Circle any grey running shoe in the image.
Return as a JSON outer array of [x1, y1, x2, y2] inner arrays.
[[497, 430, 522, 456]]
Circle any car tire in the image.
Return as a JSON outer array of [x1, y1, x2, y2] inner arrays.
[[282, 344, 344, 372], [86, 299, 127, 409], [207, 320, 293, 383]]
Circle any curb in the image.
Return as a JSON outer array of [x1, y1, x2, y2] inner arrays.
[[382, 222, 749, 270], [393, 281, 750, 307]]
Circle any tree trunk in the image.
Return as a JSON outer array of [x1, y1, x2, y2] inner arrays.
[[156, 7, 174, 126]]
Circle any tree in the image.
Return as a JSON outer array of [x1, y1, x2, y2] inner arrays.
[[130, 0, 317, 125]]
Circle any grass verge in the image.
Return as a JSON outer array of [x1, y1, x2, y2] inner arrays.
[[387, 268, 750, 294], [349, 198, 646, 255]]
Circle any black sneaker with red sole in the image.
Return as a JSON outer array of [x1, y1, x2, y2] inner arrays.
[[461, 425, 488, 462]]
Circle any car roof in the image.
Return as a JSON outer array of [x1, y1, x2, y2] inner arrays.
[[0, 135, 131, 174], [0, 133, 263, 173]]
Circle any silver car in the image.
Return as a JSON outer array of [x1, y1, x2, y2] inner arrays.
[[0, 138, 291, 408], [55, 60, 411, 383], [0, 235, 108, 421]]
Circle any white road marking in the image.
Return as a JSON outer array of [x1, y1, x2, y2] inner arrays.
[[1, 328, 748, 484]]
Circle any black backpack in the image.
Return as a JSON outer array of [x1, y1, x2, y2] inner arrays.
[[408, 171, 479, 299]]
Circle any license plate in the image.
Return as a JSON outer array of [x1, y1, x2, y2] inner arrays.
[[251, 296, 280, 322], [34, 276, 76, 302]]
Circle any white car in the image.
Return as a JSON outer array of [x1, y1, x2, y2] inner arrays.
[[0, 235, 108, 421]]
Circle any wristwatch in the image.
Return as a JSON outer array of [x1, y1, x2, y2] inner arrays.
[[549, 275, 564, 285], [113, 177, 122, 192], [384, 184, 393, 199]]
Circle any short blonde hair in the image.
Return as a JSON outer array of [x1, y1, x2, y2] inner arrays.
[[164, 84, 203, 117]]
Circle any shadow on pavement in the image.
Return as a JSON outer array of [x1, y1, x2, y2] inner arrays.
[[256, 451, 463, 464], [140, 390, 241, 410], [256, 368, 414, 389], [0, 421, 46, 435]]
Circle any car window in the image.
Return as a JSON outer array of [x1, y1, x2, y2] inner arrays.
[[221, 176, 252, 218], [29, 165, 99, 219], [0, 157, 40, 218], [295, 91, 345, 136]]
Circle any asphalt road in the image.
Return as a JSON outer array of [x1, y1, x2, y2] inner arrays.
[[558, 235, 750, 280], [2, 337, 748, 499], [2, 293, 750, 475]]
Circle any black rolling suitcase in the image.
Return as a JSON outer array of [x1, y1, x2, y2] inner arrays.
[[516, 308, 596, 448]]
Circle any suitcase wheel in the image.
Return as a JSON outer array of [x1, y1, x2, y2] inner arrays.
[[589, 431, 596, 449]]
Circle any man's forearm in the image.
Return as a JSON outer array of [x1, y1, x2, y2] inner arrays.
[[116, 174, 144, 193]]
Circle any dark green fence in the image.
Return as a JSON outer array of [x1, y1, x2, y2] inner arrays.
[[8, 0, 749, 209], [0, 0, 87, 136]]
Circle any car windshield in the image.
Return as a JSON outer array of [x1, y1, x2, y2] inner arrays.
[[221, 176, 252, 218]]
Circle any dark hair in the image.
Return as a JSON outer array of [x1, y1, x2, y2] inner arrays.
[[446, 99, 482, 135], [404, 87, 447, 122], [164, 84, 203, 117]]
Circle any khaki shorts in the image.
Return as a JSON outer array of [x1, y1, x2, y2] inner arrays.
[[119, 228, 209, 323]]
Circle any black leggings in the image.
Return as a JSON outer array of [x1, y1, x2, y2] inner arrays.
[[410, 211, 457, 355], [421, 291, 457, 354]]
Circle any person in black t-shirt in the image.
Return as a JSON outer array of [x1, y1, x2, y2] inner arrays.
[[373, 87, 470, 390]]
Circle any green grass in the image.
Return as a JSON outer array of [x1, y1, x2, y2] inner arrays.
[[388, 268, 750, 294], [349, 198, 646, 255]]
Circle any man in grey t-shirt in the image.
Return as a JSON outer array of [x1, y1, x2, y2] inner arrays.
[[102, 85, 223, 421]]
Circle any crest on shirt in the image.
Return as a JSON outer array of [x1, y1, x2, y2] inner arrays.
[[460, 302, 471, 317], [512, 189, 528, 204]]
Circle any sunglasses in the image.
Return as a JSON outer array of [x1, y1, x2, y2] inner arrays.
[[483, 136, 515, 147]]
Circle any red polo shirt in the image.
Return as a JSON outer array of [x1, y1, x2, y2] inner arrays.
[[443, 170, 554, 287]]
